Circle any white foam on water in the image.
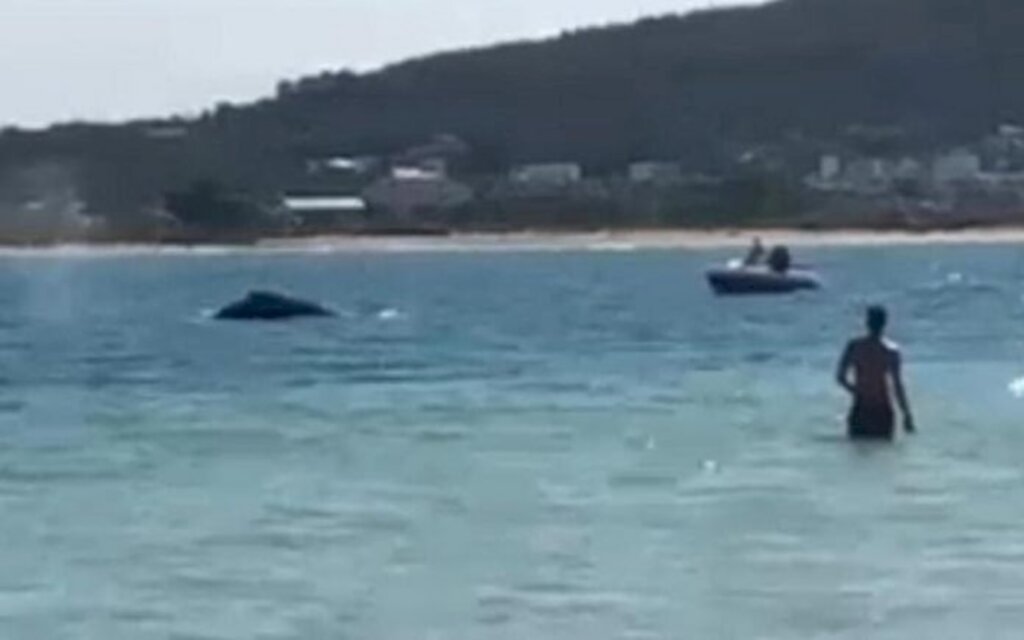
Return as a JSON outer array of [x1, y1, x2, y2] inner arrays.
[[1010, 377, 1024, 398]]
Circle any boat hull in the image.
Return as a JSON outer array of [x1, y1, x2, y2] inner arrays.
[[707, 268, 820, 295]]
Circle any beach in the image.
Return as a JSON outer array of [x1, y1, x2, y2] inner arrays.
[[4, 227, 1024, 257], [259, 227, 1024, 252]]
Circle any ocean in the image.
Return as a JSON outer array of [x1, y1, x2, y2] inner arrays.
[[2, 244, 1024, 639]]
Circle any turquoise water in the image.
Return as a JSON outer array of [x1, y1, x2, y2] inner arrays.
[[2, 245, 1024, 639]]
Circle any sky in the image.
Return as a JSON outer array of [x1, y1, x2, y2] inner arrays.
[[0, 0, 756, 128]]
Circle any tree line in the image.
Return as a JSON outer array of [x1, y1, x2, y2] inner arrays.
[[1, 0, 1023, 238]]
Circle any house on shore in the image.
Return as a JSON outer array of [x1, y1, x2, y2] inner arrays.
[[931, 148, 982, 186], [282, 195, 368, 233], [362, 171, 473, 218], [511, 163, 583, 186], [628, 161, 682, 185]]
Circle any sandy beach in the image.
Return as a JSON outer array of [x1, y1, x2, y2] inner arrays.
[[4, 227, 1024, 256], [256, 227, 1024, 253]]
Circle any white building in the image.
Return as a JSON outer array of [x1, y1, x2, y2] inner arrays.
[[363, 176, 473, 216], [391, 163, 446, 181], [805, 155, 842, 191], [283, 195, 368, 231], [932, 149, 981, 185], [511, 163, 582, 186], [306, 156, 378, 175], [893, 157, 926, 181], [818, 155, 842, 182], [628, 161, 682, 184], [998, 124, 1024, 138], [284, 196, 367, 213], [806, 155, 905, 195]]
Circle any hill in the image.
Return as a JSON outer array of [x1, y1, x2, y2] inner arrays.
[[2, 0, 1024, 236]]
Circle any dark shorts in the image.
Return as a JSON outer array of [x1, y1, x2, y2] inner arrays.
[[848, 401, 896, 440]]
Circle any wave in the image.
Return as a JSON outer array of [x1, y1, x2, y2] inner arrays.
[[1011, 377, 1024, 398]]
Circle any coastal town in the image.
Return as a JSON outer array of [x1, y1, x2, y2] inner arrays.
[[275, 123, 1024, 236], [7, 123, 1024, 244]]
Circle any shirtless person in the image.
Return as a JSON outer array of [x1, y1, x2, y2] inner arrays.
[[836, 306, 915, 440]]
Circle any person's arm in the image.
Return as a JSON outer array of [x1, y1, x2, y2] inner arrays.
[[836, 342, 855, 395], [891, 349, 915, 433]]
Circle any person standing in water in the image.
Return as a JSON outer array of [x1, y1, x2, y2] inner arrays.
[[836, 306, 915, 440]]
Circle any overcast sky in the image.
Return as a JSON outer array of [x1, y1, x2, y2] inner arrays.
[[1, 0, 753, 128]]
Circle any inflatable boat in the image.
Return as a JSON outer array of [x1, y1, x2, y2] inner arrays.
[[706, 263, 821, 295]]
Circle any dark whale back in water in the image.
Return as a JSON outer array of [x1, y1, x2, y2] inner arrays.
[[214, 290, 335, 321]]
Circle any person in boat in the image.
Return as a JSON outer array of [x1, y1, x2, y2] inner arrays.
[[742, 237, 766, 266], [836, 306, 915, 441], [766, 245, 791, 273]]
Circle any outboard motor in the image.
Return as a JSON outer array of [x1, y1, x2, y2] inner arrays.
[[767, 246, 791, 273]]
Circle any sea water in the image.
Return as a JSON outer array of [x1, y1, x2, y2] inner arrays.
[[1, 245, 1024, 639]]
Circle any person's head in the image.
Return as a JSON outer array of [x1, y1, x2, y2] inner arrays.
[[866, 305, 888, 337]]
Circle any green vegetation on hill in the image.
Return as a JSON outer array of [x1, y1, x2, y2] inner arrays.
[[2, 0, 1024, 238]]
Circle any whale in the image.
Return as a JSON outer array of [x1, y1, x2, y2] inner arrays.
[[214, 290, 335, 321]]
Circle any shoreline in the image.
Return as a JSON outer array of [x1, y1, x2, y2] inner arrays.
[[3, 227, 1024, 255], [262, 228, 1024, 251]]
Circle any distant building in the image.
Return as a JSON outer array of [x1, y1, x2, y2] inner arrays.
[[932, 149, 981, 185], [846, 158, 894, 190], [628, 162, 682, 184], [283, 195, 368, 232], [392, 134, 469, 178], [511, 163, 583, 185], [998, 124, 1024, 138], [306, 156, 378, 175], [893, 157, 926, 181], [806, 155, 908, 195], [818, 155, 842, 183], [1, 196, 92, 241], [391, 163, 446, 181], [981, 125, 1024, 174], [417, 157, 449, 178], [805, 155, 841, 191], [363, 175, 473, 216]]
